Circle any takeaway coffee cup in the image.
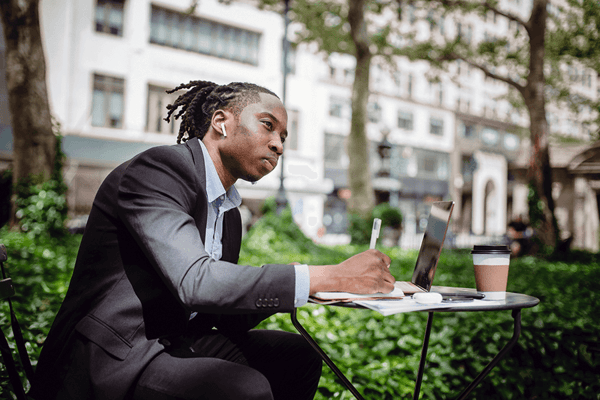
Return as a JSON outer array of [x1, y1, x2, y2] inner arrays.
[[471, 245, 511, 300]]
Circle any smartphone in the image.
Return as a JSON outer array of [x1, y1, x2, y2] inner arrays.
[[442, 297, 475, 303]]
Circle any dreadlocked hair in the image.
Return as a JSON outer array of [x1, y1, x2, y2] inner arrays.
[[164, 80, 279, 144]]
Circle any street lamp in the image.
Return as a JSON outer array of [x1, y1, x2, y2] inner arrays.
[[377, 127, 392, 178], [374, 127, 401, 206], [275, 0, 290, 214]]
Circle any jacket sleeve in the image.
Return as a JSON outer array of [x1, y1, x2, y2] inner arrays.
[[116, 145, 297, 314]]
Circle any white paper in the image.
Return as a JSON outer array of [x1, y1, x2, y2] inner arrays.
[[354, 298, 505, 316]]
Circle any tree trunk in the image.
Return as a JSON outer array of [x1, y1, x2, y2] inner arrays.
[[346, 0, 374, 218], [0, 0, 55, 223], [523, 0, 559, 248]]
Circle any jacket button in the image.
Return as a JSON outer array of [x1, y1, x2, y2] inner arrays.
[[273, 298, 280, 307], [255, 299, 262, 307], [267, 299, 273, 307]]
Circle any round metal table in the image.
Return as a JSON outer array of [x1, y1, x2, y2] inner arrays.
[[291, 287, 540, 400]]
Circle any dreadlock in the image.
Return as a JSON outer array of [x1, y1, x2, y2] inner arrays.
[[164, 80, 279, 144]]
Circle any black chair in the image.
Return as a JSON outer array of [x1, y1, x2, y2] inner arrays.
[[0, 243, 34, 400]]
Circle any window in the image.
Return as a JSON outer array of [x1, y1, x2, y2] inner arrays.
[[436, 157, 449, 180], [328, 65, 336, 79], [429, 117, 444, 136], [397, 111, 414, 130], [343, 68, 354, 84], [146, 85, 181, 135], [408, 4, 416, 24], [329, 96, 348, 118], [459, 122, 475, 138], [415, 150, 450, 180], [407, 74, 413, 98], [480, 128, 499, 145], [285, 109, 299, 151], [393, 71, 401, 94], [503, 133, 520, 151], [427, 12, 445, 36], [324, 133, 346, 167], [150, 6, 261, 66], [462, 155, 477, 182], [568, 65, 579, 83], [430, 82, 443, 105], [281, 40, 297, 75], [421, 155, 436, 173], [368, 102, 382, 123], [95, 0, 125, 36], [91, 74, 124, 128], [456, 23, 472, 43]]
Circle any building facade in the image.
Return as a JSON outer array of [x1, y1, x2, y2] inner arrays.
[[1, 0, 599, 249], [2, 0, 335, 237]]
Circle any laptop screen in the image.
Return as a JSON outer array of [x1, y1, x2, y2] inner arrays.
[[411, 201, 455, 291]]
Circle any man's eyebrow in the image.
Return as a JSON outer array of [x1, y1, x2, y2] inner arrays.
[[260, 112, 280, 123]]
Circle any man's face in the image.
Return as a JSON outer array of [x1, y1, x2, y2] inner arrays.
[[221, 92, 288, 183]]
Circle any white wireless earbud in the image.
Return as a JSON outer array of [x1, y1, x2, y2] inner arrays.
[[220, 123, 227, 137], [413, 292, 443, 304]]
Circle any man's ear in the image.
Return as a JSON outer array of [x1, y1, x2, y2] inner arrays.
[[211, 110, 228, 136]]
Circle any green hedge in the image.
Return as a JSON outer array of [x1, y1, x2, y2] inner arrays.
[[0, 228, 81, 397], [1, 207, 599, 399], [244, 209, 600, 399]]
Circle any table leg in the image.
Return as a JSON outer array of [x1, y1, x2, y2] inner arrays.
[[455, 309, 522, 400], [290, 309, 365, 400], [413, 311, 434, 400]]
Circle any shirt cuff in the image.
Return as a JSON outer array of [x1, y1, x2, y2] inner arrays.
[[293, 264, 310, 307]]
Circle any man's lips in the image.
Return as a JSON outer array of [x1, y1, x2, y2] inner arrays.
[[264, 156, 278, 170]]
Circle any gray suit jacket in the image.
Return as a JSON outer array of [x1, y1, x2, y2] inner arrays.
[[32, 138, 296, 399]]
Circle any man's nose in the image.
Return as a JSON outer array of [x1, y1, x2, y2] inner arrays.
[[269, 137, 284, 156]]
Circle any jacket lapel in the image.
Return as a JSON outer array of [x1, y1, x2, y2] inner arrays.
[[185, 138, 208, 245], [184, 138, 241, 262]]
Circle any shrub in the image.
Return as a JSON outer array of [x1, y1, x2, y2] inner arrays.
[[244, 214, 600, 399], [12, 134, 69, 238], [14, 179, 68, 239], [1, 203, 599, 399], [372, 202, 402, 229], [0, 228, 81, 397], [347, 203, 403, 246], [347, 212, 373, 246]]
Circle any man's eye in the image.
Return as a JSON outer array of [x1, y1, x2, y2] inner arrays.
[[263, 121, 273, 130], [280, 135, 286, 144]]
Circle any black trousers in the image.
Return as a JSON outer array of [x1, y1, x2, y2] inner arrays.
[[133, 329, 322, 400]]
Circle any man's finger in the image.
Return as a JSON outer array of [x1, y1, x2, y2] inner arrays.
[[381, 281, 395, 293]]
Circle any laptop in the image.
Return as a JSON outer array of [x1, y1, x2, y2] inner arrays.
[[394, 201, 454, 295]]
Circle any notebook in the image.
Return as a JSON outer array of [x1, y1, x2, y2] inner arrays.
[[310, 201, 455, 303]]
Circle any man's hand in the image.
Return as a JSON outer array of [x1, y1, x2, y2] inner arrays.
[[308, 249, 395, 295]]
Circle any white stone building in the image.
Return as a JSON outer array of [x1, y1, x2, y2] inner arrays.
[[0, 0, 598, 249]]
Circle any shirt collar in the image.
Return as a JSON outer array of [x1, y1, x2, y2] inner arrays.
[[199, 140, 241, 209]]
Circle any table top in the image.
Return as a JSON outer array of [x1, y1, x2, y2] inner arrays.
[[426, 286, 540, 312], [321, 286, 540, 315]]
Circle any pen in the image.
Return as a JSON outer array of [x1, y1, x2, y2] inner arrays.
[[370, 218, 382, 249]]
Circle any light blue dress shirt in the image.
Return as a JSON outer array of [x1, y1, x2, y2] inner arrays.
[[198, 141, 309, 307]]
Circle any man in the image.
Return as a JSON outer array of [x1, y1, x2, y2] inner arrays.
[[32, 81, 395, 400]]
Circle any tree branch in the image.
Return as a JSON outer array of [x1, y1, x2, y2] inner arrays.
[[440, 50, 526, 94], [435, 0, 529, 29]]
